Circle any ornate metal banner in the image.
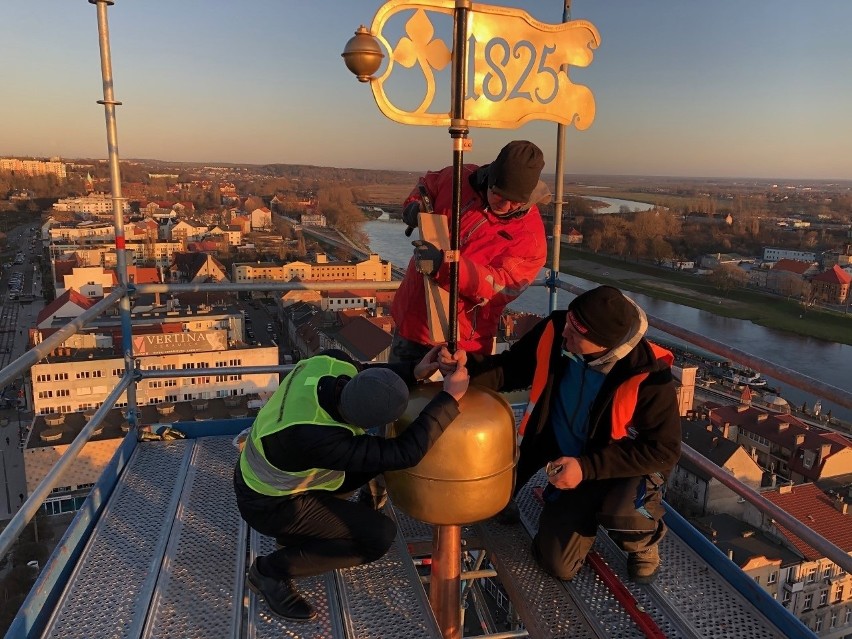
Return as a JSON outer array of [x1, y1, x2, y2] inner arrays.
[[349, 0, 600, 130]]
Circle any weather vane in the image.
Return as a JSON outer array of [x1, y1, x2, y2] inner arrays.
[[342, 5, 600, 639], [342, 0, 600, 129]]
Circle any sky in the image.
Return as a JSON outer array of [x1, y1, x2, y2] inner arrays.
[[1, 1, 851, 180]]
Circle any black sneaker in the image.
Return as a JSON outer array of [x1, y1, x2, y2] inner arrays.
[[357, 483, 388, 510], [247, 560, 317, 621]]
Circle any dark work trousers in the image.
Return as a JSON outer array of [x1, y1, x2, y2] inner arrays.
[[234, 468, 397, 580], [532, 474, 667, 581]]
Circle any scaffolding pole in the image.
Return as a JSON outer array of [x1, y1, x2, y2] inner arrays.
[[91, 0, 137, 430]]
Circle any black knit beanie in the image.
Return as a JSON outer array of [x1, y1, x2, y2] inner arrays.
[[567, 286, 635, 349], [487, 140, 545, 203]]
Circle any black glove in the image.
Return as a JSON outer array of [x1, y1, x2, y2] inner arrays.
[[402, 200, 421, 236], [412, 240, 443, 277], [402, 200, 421, 228]]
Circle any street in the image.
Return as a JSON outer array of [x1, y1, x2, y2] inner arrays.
[[0, 222, 45, 521]]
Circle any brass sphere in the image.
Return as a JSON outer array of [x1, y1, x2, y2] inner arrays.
[[341, 26, 384, 82], [386, 383, 518, 525]]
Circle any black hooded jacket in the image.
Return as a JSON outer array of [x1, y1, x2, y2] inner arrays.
[[467, 309, 681, 491]]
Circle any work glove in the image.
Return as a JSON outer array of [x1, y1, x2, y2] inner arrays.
[[412, 240, 443, 277], [402, 200, 421, 228]]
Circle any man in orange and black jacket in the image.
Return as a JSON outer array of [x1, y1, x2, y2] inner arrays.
[[454, 285, 681, 584]]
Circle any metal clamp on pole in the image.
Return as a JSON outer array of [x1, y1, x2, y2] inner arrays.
[[544, 269, 559, 295]]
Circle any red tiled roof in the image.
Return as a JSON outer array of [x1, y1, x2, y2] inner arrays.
[[336, 316, 392, 360], [54, 259, 79, 280], [812, 264, 852, 284], [771, 259, 814, 275], [762, 483, 852, 559], [36, 288, 96, 325], [126, 266, 161, 284], [708, 405, 847, 481]]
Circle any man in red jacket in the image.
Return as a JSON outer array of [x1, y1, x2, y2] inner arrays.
[[390, 140, 549, 362]]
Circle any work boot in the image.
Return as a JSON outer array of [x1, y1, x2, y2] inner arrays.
[[627, 545, 660, 584], [247, 560, 316, 621]]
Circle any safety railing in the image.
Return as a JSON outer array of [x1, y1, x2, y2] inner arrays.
[[4, 0, 850, 624], [3, 277, 852, 579]]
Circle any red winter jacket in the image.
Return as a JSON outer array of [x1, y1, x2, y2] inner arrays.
[[391, 163, 546, 354]]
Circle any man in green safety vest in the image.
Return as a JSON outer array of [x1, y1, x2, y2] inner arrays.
[[234, 348, 469, 621]]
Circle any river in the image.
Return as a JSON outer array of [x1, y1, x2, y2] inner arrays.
[[364, 220, 852, 422], [582, 196, 656, 214]]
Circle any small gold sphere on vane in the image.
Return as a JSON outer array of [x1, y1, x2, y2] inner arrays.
[[341, 25, 384, 82]]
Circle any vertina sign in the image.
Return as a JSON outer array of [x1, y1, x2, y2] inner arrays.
[[132, 330, 227, 356]]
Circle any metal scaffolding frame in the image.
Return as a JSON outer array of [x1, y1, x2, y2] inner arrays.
[[2, 0, 852, 622]]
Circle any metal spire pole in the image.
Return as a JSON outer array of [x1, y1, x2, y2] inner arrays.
[[428, 3, 470, 638], [445, 3, 470, 353], [91, 0, 137, 430], [548, 0, 572, 313]]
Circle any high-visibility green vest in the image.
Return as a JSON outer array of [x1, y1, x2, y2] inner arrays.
[[239, 356, 364, 497]]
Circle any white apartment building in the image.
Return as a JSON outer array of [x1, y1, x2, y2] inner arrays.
[[57, 266, 116, 298], [323, 290, 377, 312], [52, 193, 129, 216], [49, 221, 115, 244], [31, 327, 278, 416], [232, 253, 392, 283], [51, 239, 183, 270], [0, 157, 66, 179], [232, 262, 288, 282], [763, 247, 817, 263], [31, 342, 278, 416]]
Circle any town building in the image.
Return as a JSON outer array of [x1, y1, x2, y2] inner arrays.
[[169, 252, 229, 283], [561, 227, 583, 244], [669, 419, 765, 517], [232, 253, 392, 284], [52, 193, 128, 217], [694, 513, 800, 605], [765, 259, 819, 298], [301, 213, 327, 227], [707, 404, 852, 485], [810, 265, 851, 305], [0, 157, 67, 179], [747, 484, 852, 638], [250, 207, 272, 231], [763, 247, 818, 264]]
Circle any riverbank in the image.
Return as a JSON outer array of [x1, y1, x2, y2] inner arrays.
[[557, 247, 852, 346]]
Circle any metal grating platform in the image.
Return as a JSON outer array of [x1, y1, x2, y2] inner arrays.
[[141, 437, 247, 639], [334, 506, 441, 639], [515, 471, 793, 639], [27, 436, 809, 639], [248, 530, 345, 639], [41, 440, 193, 639]]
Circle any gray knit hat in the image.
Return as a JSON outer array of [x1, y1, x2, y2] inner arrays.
[[339, 368, 409, 429]]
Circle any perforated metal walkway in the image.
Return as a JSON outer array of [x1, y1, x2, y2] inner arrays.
[[30, 436, 800, 638]]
